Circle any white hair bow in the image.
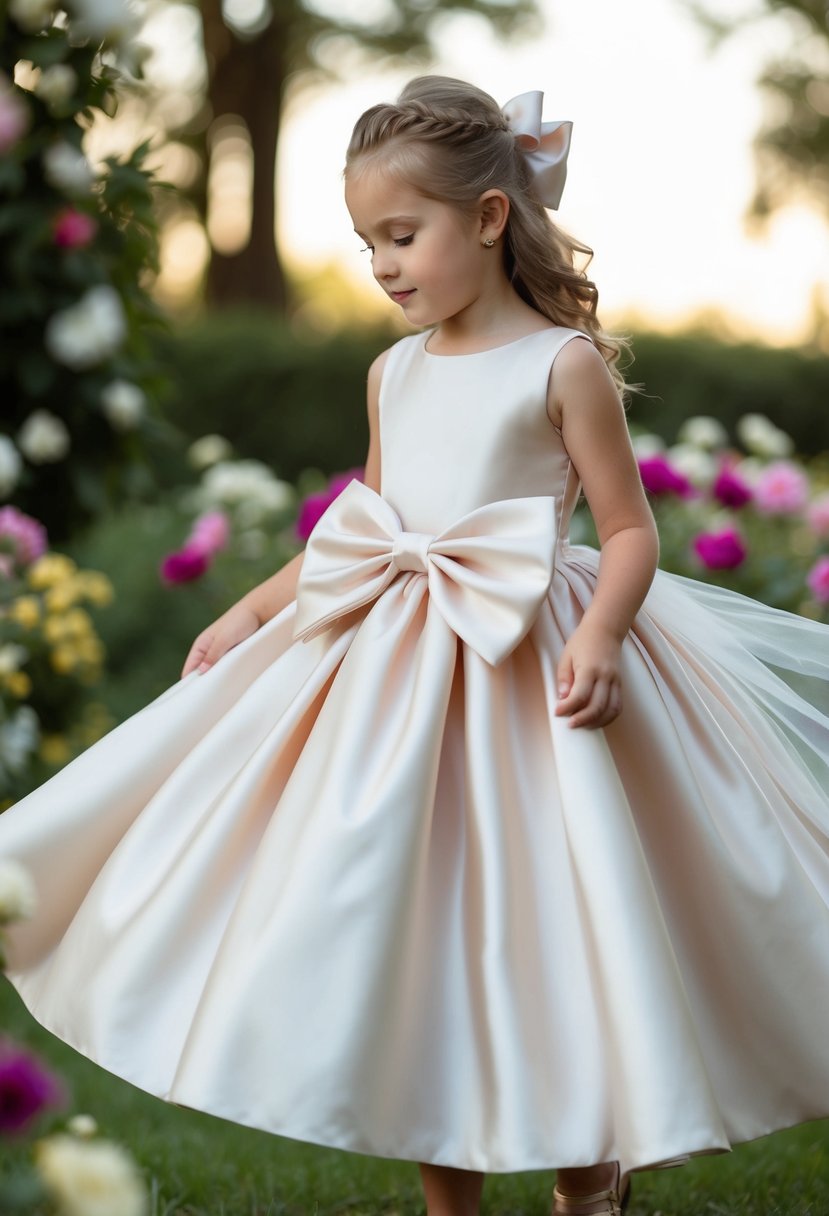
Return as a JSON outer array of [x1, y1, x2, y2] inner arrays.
[[500, 91, 573, 210]]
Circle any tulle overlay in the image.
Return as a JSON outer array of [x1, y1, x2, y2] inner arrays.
[[2, 327, 828, 1176]]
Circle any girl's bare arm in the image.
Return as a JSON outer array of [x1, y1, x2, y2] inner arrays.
[[181, 348, 389, 679], [547, 338, 660, 728]]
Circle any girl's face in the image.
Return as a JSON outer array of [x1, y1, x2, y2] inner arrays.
[[345, 166, 489, 328]]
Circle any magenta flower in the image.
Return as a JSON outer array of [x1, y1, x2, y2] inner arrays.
[[295, 467, 365, 541], [0, 505, 48, 568], [0, 84, 30, 154], [806, 493, 829, 538], [160, 546, 210, 584], [0, 1040, 65, 1136], [806, 556, 829, 605], [638, 454, 694, 498], [692, 527, 747, 570], [712, 462, 752, 509], [753, 461, 810, 515], [52, 206, 98, 248], [188, 510, 230, 557]]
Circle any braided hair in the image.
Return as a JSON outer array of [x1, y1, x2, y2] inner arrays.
[[346, 76, 636, 402]]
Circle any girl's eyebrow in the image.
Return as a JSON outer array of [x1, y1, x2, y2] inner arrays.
[[353, 214, 420, 235]]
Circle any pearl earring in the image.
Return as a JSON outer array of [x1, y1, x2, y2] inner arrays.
[[482, 238, 495, 247]]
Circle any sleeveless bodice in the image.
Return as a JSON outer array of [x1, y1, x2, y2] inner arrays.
[[378, 327, 592, 548]]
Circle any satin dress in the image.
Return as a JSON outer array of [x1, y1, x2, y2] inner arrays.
[[2, 327, 829, 1177]]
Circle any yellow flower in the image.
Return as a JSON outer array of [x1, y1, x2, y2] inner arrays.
[[45, 581, 81, 613], [50, 645, 79, 674], [62, 607, 94, 637], [75, 637, 105, 664], [77, 571, 114, 606], [39, 733, 72, 765], [5, 671, 32, 698], [27, 553, 77, 589], [43, 615, 71, 643], [8, 595, 41, 629]]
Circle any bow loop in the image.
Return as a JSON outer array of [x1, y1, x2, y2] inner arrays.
[[293, 480, 557, 667], [500, 90, 573, 210]]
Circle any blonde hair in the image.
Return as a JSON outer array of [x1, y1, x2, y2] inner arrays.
[[346, 75, 640, 403]]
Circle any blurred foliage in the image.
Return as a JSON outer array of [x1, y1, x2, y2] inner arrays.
[[624, 329, 829, 455], [151, 312, 397, 482], [682, 0, 829, 225], [0, 8, 183, 543]]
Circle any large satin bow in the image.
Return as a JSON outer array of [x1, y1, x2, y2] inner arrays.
[[501, 90, 573, 210], [293, 480, 558, 667]]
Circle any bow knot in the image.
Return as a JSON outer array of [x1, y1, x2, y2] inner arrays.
[[292, 480, 558, 667], [500, 90, 572, 210], [392, 530, 432, 574]]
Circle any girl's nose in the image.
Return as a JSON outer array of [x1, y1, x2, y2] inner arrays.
[[372, 249, 397, 282]]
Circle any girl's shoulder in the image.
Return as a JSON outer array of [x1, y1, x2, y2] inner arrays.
[[367, 332, 425, 388]]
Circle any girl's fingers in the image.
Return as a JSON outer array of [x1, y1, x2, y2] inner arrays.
[[181, 634, 213, 678], [565, 678, 621, 729]]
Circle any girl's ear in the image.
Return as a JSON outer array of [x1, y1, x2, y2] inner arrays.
[[478, 189, 510, 242]]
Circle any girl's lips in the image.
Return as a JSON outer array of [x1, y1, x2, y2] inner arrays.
[[391, 289, 415, 303]]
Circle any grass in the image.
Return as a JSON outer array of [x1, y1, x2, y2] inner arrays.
[[2, 981, 828, 1215]]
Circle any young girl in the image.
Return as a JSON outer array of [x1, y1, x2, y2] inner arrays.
[[2, 75, 829, 1216]]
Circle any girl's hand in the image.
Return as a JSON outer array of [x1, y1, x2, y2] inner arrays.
[[181, 603, 262, 678], [554, 619, 623, 729]]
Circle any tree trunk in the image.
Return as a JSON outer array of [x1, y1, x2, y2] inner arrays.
[[200, 1, 288, 311]]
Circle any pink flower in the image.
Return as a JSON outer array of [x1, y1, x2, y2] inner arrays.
[[52, 206, 98, 248], [0, 1040, 65, 1136], [712, 462, 752, 509], [753, 461, 810, 515], [0, 85, 30, 154], [806, 556, 829, 604], [692, 527, 747, 570], [806, 493, 829, 538], [295, 467, 365, 541], [188, 510, 230, 557], [0, 505, 48, 568], [638, 454, 694, 498], [160, 546, 210, 585]]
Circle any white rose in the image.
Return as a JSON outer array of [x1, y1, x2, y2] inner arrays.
[[0, 705, 40, 775], [734, 457, 764, 486], [676, 415, 729, 450], [0, 643, 29, 675], [35, 1135, 148, 1216], [67, 0, 143, 45], [666, 443, 717, 488], [35, 64, 77, 107], [0, 436, 23, 496], [100, 379, 145, 430], [736, 413, 794, 459], [45, 284, 126, 369], [188, 434, 233, 470], [66, 1113, 99, 1138], [9, 0, 55, 33], [42, 140, 94, 193], [630, 432, 665, 458], [0, 857, 38, 922], [18, 409, 71, 463]]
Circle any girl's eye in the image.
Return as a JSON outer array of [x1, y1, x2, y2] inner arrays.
[[393, 234, 414, 247]]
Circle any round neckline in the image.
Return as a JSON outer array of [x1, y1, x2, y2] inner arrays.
[[421, 327, 564, 359]]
